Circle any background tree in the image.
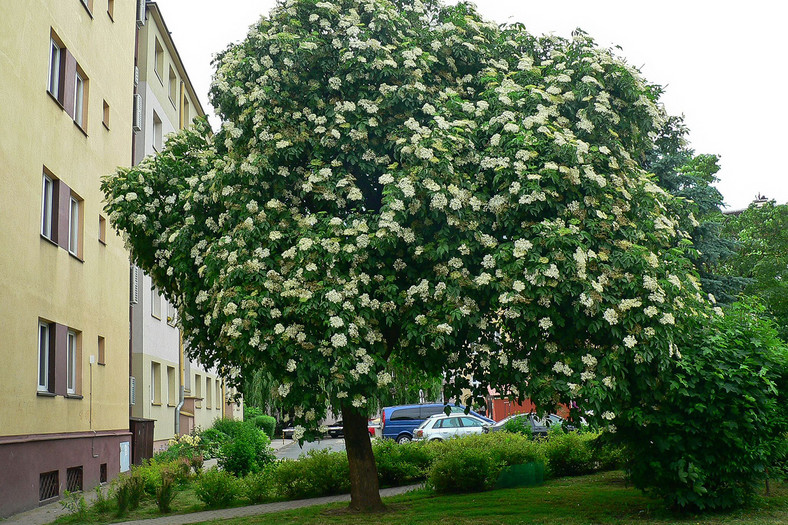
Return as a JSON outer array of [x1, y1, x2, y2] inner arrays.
[[722, 201, 788, 340], [104, 0, 717, 511], [644, 116, 745, 304]]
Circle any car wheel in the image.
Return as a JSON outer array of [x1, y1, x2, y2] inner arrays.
[[396, 434, 412, 444], [430, 438, 442, 442]]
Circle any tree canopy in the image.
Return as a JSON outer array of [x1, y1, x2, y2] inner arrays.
[[103, 0, 716, 434]]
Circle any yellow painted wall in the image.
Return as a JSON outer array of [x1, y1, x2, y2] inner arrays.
[[0, 1, 135, 436]]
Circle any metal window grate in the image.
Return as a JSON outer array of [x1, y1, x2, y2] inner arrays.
[[100, 463, 107, 484], [39, 471, 59, 501], [66, 466, 83, 492]]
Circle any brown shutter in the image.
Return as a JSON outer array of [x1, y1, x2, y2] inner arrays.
[[56, 180, 71, 250], [53, 323, 68, 396], [63, 50, 77, 118]]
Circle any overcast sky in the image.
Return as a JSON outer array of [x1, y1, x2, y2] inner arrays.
[[154, 0, 787, 210]]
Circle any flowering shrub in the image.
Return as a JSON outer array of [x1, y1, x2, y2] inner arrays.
[[102, 0, 729, 507]]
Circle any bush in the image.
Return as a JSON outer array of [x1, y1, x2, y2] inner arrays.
[[428, 447, 497, 493], [243, 464, 277, 504], [195, 467, 239, 508], [244, 405, 264, 421], [211, 418, 245, 438], [93, 484, 112, 514], [199, 427, 229, 459], [619, 302, 788, 510], [502, 416, 534, 438], [274, 449, 350, 499], [251, 415, 277, 439], [59, 491, 88, 520], [219, 421, 274, 476], [373, 439, 432, 486], [155, 468, 177, 513], [542, 430, 595, 477]]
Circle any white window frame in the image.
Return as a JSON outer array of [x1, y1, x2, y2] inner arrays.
[[48, 38, 61, 96], [74, 71, 85, 128], [152, 111, 162, 152], [38, 322, 50, 391], [68, 196, 79, 256], [66, 330, 77, 394], [150, 362, 159, 403], [151, 286, 162, 319], [41, 174, 54, 239]]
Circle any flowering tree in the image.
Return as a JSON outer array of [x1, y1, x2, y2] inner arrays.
[[103, 0, 715, 511]]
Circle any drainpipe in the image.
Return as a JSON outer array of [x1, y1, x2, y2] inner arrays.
[[174, 331, 185, 435]]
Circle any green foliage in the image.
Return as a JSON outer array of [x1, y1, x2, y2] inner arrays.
[[251, 415, 277, 439], [195, 467, 240, 508], [619, 302, 788, 510], [125, 470, 145, 510], [59, 490, 88, 520], [542, 431, 596, 477], [243, 465, 278, 504], [113, 479, 130, 516], [502, 416, 534, 438], [93, 484, 112, 514], [199, 427, 230, 459], [244, 404, 264, 421], [155, 468, 177, 514], [218, 421, 274, 476], [722, 201, 788, 340], [274, 449, 350, 499], [373, 439, 433, 486], [428, 447, 498, 493]]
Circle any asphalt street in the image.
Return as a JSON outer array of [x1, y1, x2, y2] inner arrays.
[[273, 437, 347, 460]]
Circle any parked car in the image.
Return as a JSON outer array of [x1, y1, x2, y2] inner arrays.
[[326, 420, 344, 438], [368, 417, 380, 438], [483, 413, 574, 437], [380, 403, 494, 444], [413, 414, 490, 442]]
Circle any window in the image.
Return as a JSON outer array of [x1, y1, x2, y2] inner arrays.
[[152, 111, 162, 151], [460, 417, 483, 428], [97, 336, 105, 365], [98, 215, 106, 244], [107, 0, 114, 20], [48, 37, 63, 99], [206, 377, 212, 409], [194, 374, 202, 408], [151, 361, 161, 404], [151, 286, 161, 319], [154, 38, 163, 82], [102, 100, 110, 129], [80, 0, 94, 14], [167, 366, 176, 405], [74, 69, 87, 129], [68, 194, 82, 257], [66, 465, 83, 492], [66, 330, 78, 395], [167, 302, 176, 326], [99, 463, 107, 484], [390, 408, 420, 420], [168, 66, 177, 105], [41, 173, 54, 240], [216, 381, 222, 410], [38, 321, 52, 392], [182, 97, 190, 129]]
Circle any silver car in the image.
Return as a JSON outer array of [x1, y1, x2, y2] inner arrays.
[[413, 414, 490, 442]]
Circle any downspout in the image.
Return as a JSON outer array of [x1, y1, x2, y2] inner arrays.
[[174, 330, 185, 435]]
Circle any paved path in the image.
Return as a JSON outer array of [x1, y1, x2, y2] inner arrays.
[[118, 484, 419, 524], [274, 437, 345, 460]]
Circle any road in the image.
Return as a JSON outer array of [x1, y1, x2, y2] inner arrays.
[[273, 437, 346, 460]]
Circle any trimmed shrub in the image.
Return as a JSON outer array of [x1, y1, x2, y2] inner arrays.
[[502, 416, 534, 438], [373, 439, 432, 486], [428, 447, 497, 493], [251, 415, 277, 439], [274, 449, 350, 499], [219, 421, 274, 476], [542, 430, 595, 478], [244, 405, 264, 421], [243, 464, 278, 504], [195, 467, 239, 508], [211, 418, 245, 438]]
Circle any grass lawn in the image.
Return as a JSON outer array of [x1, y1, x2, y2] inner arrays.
[[207, 472, 788, 525]]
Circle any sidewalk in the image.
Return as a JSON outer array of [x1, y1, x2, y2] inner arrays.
[[1, 438, 299, 525]]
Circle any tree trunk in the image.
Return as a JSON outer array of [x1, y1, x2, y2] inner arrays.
[[342, 405, 385, 512]]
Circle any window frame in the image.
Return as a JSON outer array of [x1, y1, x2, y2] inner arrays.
[[48, 38, 62, 99], [41, 174, 54, 240], [151, 361, 161, 404], [68, 195, 80, 257], [66, 330, 77, 395], [152, 111, 162, 152], [168, 66, 177, 106], [38, 322, 51, 392], [73, 69, 86, 129], [154, 38, 164, 83], [151, 286, 162, 319]]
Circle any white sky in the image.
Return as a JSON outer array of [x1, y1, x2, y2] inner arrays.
[[155, 0, 787, 210]]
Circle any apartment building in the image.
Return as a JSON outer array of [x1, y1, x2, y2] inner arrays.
[[131, 2, 241, 455], [0, 0, 136, 517]]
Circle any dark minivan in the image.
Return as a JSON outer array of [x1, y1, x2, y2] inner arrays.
[[380, 403, 493, 444]]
